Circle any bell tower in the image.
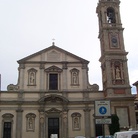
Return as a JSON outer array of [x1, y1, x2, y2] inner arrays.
[[96, 0, 131, 97]]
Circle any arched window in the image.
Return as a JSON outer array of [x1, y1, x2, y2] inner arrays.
[[107, 7, 116, 23]]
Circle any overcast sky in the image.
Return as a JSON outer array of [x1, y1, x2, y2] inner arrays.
[[0, 0, 138, 93]]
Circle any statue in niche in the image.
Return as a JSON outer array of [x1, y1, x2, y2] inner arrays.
[[26, 113, 36, 131], [28, 118, 33, 129], [115, 67, 121, 79], [70, 68, 79, 85], [74, 117, 79, 128], [29, 72, 35, 85], [72, 72, 78, 84]]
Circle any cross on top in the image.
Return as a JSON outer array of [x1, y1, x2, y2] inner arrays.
[[52, 38, 55, 46]]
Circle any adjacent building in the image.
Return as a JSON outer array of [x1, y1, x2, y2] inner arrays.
[[133, 81, 138, 128], [0, 0, 136, 138]]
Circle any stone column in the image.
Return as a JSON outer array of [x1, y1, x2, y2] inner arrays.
[[84, 107, 91, 138], [62, 110, 68, 138], [39, 109, 45, 138], [16, 108, 23, 138]]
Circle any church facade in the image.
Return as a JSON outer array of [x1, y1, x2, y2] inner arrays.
[[0, 0, 136, 138]]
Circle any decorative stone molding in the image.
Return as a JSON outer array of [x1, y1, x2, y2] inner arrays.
[[62, 62, 68, 69], [26, 113, 36, 132], [7, 84, 19, 91], [28, 68, 37, 86], [82, 63, 88, 69], [38, 94, 69, 104], [18, 91, 23, 99], [62, 111, 68, 123], [39, 110, 45, 123], [39, 63, 45, 69], [70, 68, 79, 86], [2, 113, 14, 119], [71, 112, 81, 131], [18, 64, 25, 69], [16, 108, 23, 112], [45, 65, 63, 73], [46, 108, 62, 114], [83, 108, 91, 112], [87, 84, 99, 91]]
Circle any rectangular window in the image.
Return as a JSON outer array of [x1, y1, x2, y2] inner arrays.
[[3, 122, 11, 138], [49, 74, 58, 90], [115, 107, 129, 128]]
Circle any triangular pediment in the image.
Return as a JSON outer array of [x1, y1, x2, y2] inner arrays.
[[45, 65, 63, 72], [46, 108, 62, 113], [17, 45, 89, 64]]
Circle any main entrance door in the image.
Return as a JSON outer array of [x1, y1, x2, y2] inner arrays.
[[95, 124, 103, 137], [48, 118, 59, 138]]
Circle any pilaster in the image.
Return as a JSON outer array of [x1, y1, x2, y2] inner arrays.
[[40, 63, 45, 97], [82, 63, 88, 89], [84, 107, 91, 138], [16, 108, 23, 138], [62, 110, 68, 138], [62, 62, 68, 90], [39, 109, 45, 138], [18, 64, 25, 90]]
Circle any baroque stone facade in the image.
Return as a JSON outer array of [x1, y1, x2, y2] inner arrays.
[[0, 0, 136, 138]]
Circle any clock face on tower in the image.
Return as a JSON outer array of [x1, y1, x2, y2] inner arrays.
[[111, 36, 118, 47]]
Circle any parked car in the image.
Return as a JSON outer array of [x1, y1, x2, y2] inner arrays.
[[132, 133, 138, 138], [114, 131, 138, 138]]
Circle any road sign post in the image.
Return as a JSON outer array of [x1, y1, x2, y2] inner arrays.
[[94, 100, 111, 138], [95, 118, 111, 124], [95, 100, 111, 117]]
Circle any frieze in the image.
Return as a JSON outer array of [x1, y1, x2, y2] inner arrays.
[[47, 50, 60, 61]]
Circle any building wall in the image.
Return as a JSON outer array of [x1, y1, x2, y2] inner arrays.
[[1, 0, 137, 138]]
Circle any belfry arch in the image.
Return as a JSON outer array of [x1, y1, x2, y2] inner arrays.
[[107, 7, 116, 23]]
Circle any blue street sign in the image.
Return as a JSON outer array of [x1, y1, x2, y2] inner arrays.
[[99, 106, 107, 114], [95, 101, 111, 116]]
